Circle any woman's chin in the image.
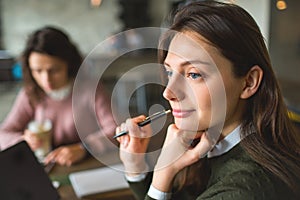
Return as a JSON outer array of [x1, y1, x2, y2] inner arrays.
[[174, 121, 206, 133], [174, 120, 199, 131], [41, 86, 53, 93]]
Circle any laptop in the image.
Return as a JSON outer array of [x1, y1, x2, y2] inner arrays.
[[0, 141, 60, 200]]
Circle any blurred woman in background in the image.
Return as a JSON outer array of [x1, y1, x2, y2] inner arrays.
[[0, 26, 116, 166]]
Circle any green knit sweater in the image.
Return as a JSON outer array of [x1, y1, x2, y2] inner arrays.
[[128, 144, 297, 200]]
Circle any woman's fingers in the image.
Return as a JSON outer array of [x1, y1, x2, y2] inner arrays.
[[181, 132, 212, 166], [156, 124, 214, 172], [23, 129, 43, 150], [115, 125, 123, 142], [126, 115, 147, 138], [193, 131, 214, 158], [44, 144, 86, 166], [115, 115, 151, 151], [44, 148, 60, 164], [116, 116, 152, 175]]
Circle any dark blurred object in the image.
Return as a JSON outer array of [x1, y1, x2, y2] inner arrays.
[[118, 0, 151, 29], [0, 141, 60, 200], [0, 50, 15, 81]]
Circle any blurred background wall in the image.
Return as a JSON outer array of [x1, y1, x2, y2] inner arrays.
[[1, 0, 170, 56], [0, 0, 299, 122]]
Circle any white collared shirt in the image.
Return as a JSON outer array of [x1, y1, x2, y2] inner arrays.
[[207, 125, 241, 158], [46, 83, 72, 101], [127, 125, 242, 200]]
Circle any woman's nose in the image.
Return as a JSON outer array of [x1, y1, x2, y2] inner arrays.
[[163, 76, 184, 102], [163, 87, 176, 101], [41, 71, 51, 82]]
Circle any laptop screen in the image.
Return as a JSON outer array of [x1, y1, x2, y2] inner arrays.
[[0, 141, 60, 200]]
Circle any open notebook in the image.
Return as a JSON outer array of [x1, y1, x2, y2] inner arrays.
[[69, 163, 129, 198], [0, 141, 60, 200]]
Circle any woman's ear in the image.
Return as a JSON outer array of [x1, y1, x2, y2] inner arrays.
[[240, 65, 263, 99]]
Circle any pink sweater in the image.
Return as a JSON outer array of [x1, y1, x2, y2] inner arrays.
[[0, 86, 117, 153]]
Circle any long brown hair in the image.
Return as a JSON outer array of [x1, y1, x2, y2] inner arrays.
[[159, 1, 300, 196], [21, 26, 83, 105]]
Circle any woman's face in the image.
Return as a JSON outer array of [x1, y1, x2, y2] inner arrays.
[[28, 52, 69, 93], [163, 32, 246, 138]]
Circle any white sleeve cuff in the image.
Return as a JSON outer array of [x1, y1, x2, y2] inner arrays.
[[147, 184, 172, 200], [124, 163, 149, 182], [125, 172, 147, 182]]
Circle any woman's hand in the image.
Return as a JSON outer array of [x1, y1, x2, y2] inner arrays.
[[116, 115, 152, 176], [23, 129, 43, 151], [44, 143, 87, 166], [152, 124, 214, 192]]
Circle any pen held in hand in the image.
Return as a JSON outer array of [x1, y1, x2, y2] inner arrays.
[[113, 109, 171, 139]]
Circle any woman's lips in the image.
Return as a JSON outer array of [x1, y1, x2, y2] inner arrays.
[[172, 109, 195, 118]]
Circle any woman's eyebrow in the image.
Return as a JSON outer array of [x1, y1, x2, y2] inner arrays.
[[163, 62, 171, 67], [164, 60, 212, 68]]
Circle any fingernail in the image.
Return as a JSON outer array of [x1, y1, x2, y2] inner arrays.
[[122, 138, 128, 148]]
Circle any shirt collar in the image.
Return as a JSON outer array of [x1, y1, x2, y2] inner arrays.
[[207, 125, 241, 158], [46, 83, 72, 101]]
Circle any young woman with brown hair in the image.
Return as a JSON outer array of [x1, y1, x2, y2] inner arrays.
[[116, 1, 300, 199]]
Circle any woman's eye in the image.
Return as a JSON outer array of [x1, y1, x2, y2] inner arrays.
[[49, 69, 57, 74], [188, 72, 202, 80], [165, 70, 173, 78], [34, 69, 42, 74]]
